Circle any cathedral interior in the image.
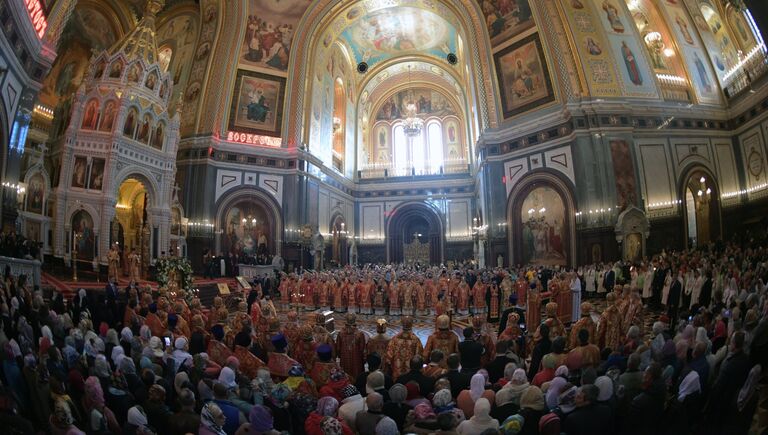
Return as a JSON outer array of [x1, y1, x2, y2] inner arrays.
[[1, 0, 768, 277]]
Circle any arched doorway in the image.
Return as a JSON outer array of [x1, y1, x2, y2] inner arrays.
[[507, 173, 576, 267], [387, 203, 443, 264], [680, 167, 721, 248], [330, 214, 347, 266], [114, 178, 150, 277]]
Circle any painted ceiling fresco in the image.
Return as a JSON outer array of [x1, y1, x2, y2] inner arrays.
[[338, 6, 458, 67]]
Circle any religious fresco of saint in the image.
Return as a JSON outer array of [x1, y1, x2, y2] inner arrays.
[[494, 33, 555, 118], [72, 210, 95, 261], [229, 69, 286, 136], [240, 0, 310, 74], [479, 0, 535, 48], [375, 88, 457, 121], [520, 186, 567, 266], [222, 202, 270, 258], [339, 7, 458, 66], [26, 173, 45, 215], [589, 0, 657, 98]]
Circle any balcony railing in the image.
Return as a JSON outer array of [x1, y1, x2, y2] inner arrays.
[[358, 158, 469, 179], [723, 44, 768, 99]]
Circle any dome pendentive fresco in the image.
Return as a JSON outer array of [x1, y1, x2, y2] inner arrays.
[[1, 0, 768, 274]]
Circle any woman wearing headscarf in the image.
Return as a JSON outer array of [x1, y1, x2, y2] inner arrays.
[[495, 369, 530, 411], [123, 405, 154, 435], [50, 399, 85, 435], [456, 373, 495, 418], [200, 402, 228, 435], [667, 370, 702, 434], [544, 376, 568, 411], [304, 396, 353, 435], [83, 376, 120, 434], [514, 385, 546, 435], [382, 383, 411, 431], [456, 398, 499, 435], [432, 388, 466, 425], [374, 416, 399, 435], [403, 402, 438, 434], [237, 404, 281, 435], [120, 328, 133, 356]]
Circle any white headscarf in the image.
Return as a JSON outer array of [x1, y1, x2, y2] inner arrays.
[[677, 371, 701, 402], [127, 406, 148, 428], [469, 373, 485, 401]]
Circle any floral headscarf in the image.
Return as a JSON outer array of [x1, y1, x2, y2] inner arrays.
[[320, 416, 343, 435], [317, 396, 340, 416], [201, 402, 227, 435], [51, 400, 74, 429]]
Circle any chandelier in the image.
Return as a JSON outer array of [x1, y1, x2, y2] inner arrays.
[[403, 65, 423, 137]]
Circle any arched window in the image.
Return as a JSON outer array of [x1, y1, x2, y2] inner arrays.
[[411, 130, 425, 174], [427, 121, 443, 172], [393, 125, 407, 174]]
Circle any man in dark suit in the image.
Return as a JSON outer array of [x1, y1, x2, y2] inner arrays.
[[603, 266, 616, 298], [438, 353, 471, 399], [458, 327, 485, 375], [667, 268, 682, 322], [651, 260, 668, 309]]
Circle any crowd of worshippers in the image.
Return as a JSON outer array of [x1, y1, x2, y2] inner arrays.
[[0, 238, 767, 435]]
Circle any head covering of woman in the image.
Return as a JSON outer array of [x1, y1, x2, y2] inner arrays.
[[511, 368, 527, 385], [51, 400, 75, 429], [375, 416, 399, 435], [555, 365, 569, 378], [111, 346, 125, 366], [127, 405, 149, 429], [121, 327, 133, 343], [249, 404, 274, 433], [84, 376, 105, 410], [175, 371, 191, 395], [201, 402, 227, 435], [218, 366, 237, 389], [469, 373, 486, 402], [471, 398, 493, 423], [500, 414, 525, 435], [41, 325, 54, 343], [106, 329, 119, 346], [414, 402, 436, 420], [432, 388, 453, 410], [545, 376, 567, 410], [119, 356, 137, 376], [677, 371, 701, 402], [198, 379, 214, 402], [317, 396, 340, 416], [406, 383, 421, 401], [520, 386, 545, 411], [93, 354, 111, 378], [270, 383, 292, 408], [389, 383, 407, 404], [680, 324, 695, 343], [595, 376, 613, 401], [558, 386, 577, 413], [320, 416, 343, 435]]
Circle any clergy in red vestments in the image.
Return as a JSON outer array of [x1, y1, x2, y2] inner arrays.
[[335, 313, 367, 380]]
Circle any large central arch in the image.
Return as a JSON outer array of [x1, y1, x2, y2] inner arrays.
[[284, 0, 499, 148], [386, 202, 444, 264]]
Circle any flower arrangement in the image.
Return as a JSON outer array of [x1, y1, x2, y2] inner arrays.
[[156, 256, 194, 292]]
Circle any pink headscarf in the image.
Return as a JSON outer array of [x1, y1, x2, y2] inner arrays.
[[84, 376, 105, 410], [317, 396, 340, 417]]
